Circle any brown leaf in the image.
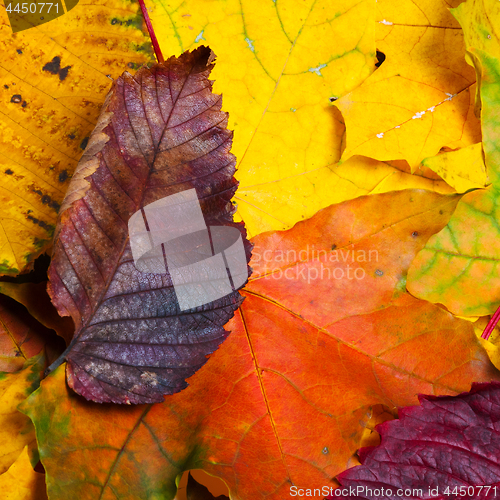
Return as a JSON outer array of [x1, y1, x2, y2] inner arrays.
[[0, 289, 65, 373], [47, 47, 252, 404], [0, 282, 73, 344]]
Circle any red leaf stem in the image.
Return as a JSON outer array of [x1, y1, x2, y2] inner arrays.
[[137, 0, 164, 63], [482, 304, 500, 340]]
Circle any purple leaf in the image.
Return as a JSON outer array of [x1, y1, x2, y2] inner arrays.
[[47, 47, 252, 404], [333, 382, 500, 499]]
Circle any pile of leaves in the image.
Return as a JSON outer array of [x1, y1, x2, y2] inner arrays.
[[2, 0, 500, 498]]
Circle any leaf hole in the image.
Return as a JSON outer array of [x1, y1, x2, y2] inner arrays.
[[375, 50, 386, 68]]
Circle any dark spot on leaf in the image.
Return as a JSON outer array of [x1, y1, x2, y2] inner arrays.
[[16, 49, 22, 54], [11, 94, 22, 103], [59, 170, 68, 183], [32, 188, 60, 211], [42, 56, 61, 75], [42, 56, 72, 81], [68, 133, 76, 140], [375, 269, 384, 276], [32, 237, 44, 249], [80, 137, 89, 150], [59, 66, 70, 81], [3, 85, 8, 89], [128, 62, 140, 69], [27, 215, 54, 234], [412, 231, 418, 237], [40, 194, 60, 211], [110, 13, 142, 30], [331, 244, 337, 250], [5, 169, 13, 175], [439, 210, 443, 215], [375, 50, 386, 68], [329, 96, 338, 102], [21, 101, 27, 108]]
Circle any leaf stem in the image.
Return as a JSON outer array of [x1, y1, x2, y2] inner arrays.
[[44, 337, 77, 376], [137, 0, 164, 64], [481, 304, 500, 340]]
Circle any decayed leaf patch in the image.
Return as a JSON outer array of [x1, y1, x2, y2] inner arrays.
[[0, 0, 153, 275]]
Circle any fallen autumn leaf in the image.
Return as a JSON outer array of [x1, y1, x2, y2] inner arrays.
[[333, 382, 500, 499], [1, 0, 500, 498], [46, 46, 253, 404]]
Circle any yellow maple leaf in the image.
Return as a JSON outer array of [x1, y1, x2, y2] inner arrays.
[[0, 0, 468, 278], [147, 0, 468, 239], [335, 0, 481, 170], [149, 0, 378, 237]]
